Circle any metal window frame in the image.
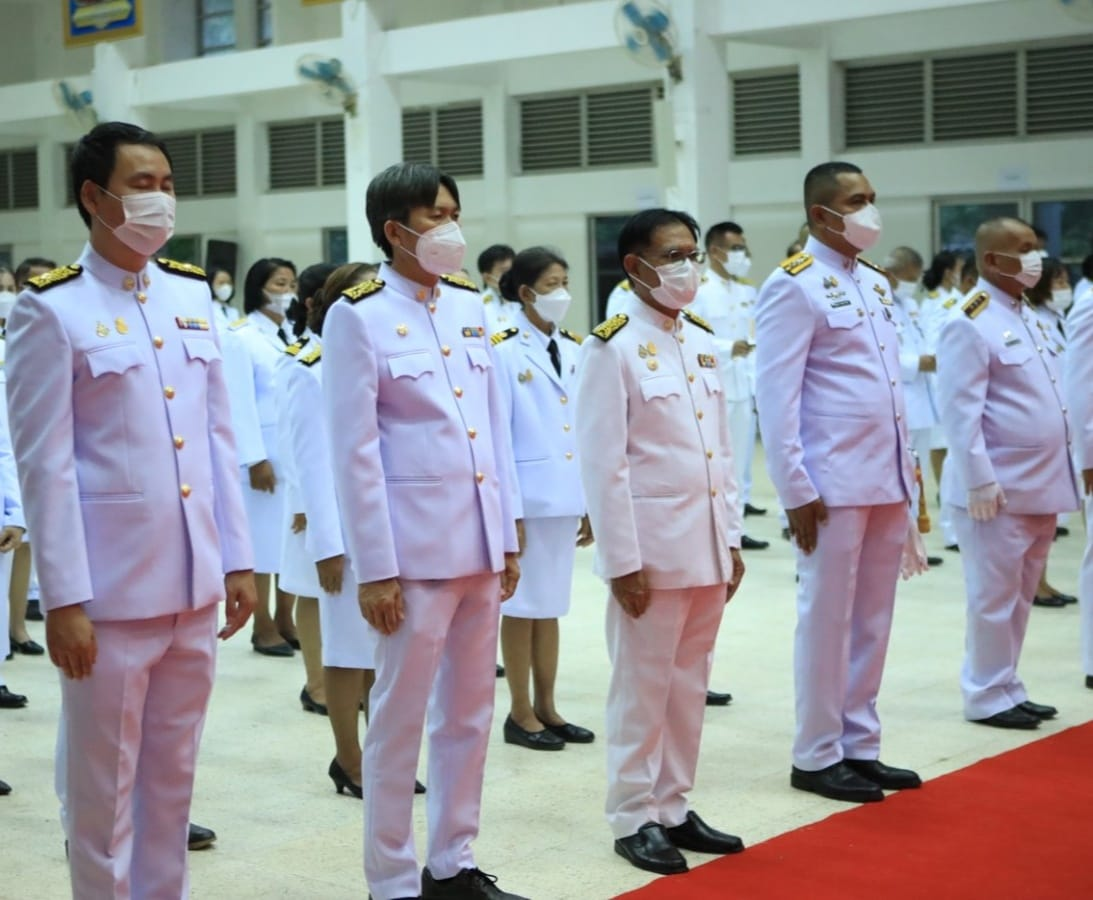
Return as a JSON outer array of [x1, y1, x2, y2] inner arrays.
[[197, 0, 236, 57]]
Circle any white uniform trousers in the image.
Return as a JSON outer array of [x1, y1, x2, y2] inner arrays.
[[604, 584, 726, 839], [364, 573, 500, 900], [954, 508, 1055, 720], [793, 502, 906, 771], [727, 397, 756, 506], [318, 558, 377, 670], [61, 604, 218, 900], [0, 549, 14, 680], [1081, 494, 1093, 677], [502, 516, 578, 619]]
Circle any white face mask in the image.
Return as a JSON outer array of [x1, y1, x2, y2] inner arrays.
[[0, 290, 16, 320], [97, 188, 176, 256], [634, 258, 699, 311], [823, 203, 882, 252], [398, 221, 467, 276], [214, 283, 234, 303], [530, 287, 571, 323], [1047, 288, 1073, 314], [264, 290, 295, 315], [896, 280, 919, 299], [725, 249, 752, 279], [995, 251, 1043, 289]]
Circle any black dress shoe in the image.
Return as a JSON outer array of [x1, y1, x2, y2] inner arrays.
[[791, 762, 884, 803], [0, 778, 10, 795], [1018, 700, 1057, 720], [415, 779, 427, 794], [927, 556, 943, 567], [329, 758, 363, 798], [741, 534, 770, 550], [945, 544, 960, 552], [1033, 593, 1067, 608], [1086, 675, 1093, 690], [279, 631, 301, 650], [502, 715, 564, 750], [544, 721, 595, 743], [0, 686, 27, 709], [743, 503, 767, 517], [251, 636, 294, 657], [972, 706, 1040, 730], [781, 527, 791, 541], [300, 687, 328, 715], [25, 599, 43, 621], [1051, 590, 1077, 605], [495, 664, 505, 678], [665, 811, 744, 855], [613, 822, 688, 875], [1056, 526, 1070, 538], [705, 690, 733, 706], [422, 866, 528, 899], [188, 822, 216, 851], [9, 637, 44, 655], [843, 758, 922, 790]]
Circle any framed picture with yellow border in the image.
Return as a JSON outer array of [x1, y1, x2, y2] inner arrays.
[[64, 0, 143, 47]]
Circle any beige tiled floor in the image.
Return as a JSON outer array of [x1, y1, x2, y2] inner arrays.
[[2, 454, 1090, 899]]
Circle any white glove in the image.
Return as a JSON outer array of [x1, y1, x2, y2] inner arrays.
[[967, 483, 1006, 522], [900, 516, 929, 580]]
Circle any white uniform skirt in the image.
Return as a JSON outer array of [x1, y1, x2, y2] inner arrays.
[[319, 556, 378, 669], [503, 515, 579, 619], [240, 424, 285, 575], [278, 512, 319, 598]]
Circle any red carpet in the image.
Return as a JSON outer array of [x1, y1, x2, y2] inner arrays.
[[616, 723, 1093, 900]]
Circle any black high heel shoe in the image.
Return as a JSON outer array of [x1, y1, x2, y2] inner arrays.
[[328, 758, 362, 798], [300, 687, 328, 716]]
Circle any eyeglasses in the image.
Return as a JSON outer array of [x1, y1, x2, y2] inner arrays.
[[649, 249, 706, 266]]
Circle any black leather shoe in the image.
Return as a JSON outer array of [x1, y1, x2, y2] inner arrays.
[[188, 823, 216, 851], [741, 534, 770, 550], [972, 706, 1040, 729], [945, 544, 959, 552], [544, 721, 595, 743], [251, 636, 294, 657], [1018, 700, 1057, 720], [843, 758, 922, 790], [791, 762, 884, 803], [0, 778, 10, 795], [1056, 526, 1070, 538], [421, 866, 529, 899], [1086, 675, 1093, 690], [279, 631, 301, 650], [613, 822, 688, 875], [927, 556, 943, 567], [25, 599, 43, 621], [0, 686, 27, 709], [743, 503, 767, 517], [9, 637, 44, 655], [495, 664, 505, 678], [781, 527, 791, 541], [415, 779, 427, 794], [300, 687, 328, 715], [503, 715, 564, 750], [1051, 591, 1077, 605], [1033, 593, 1067, 608], [665, 811, 744, 855], [329, 758, 362, 798], [705, 690, 733, 706]]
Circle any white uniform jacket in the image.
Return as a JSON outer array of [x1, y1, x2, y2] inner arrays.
[[482, 290, 521, 336], [323, 265, 520, 585], [938, 279, 1079, 515], [688, 274, 757, 402], [755, 237, 914, 511], [492, 310, 585, 520], [574, 295, 742, 590], [1066, 291, 1093, 472], [0, 363, 24, 532], [891, 287, 939, 432], [221, 312, 284, 468], [5, 246, 252, 620]]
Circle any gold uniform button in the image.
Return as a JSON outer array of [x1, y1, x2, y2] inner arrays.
[[560, 396, 568, 405], [174, 435, 184, 449], [442, 345, 451, 356], [467, 427, 477, 439], [137, 292, 147, 303], [164, 386, 175, 399], [416, 289, 426, 301], [711, 489, 718, 497], [453, 387, 463, 398], [879, 343, 886, 351], [563, 423, 571, 432], [475, 472, 485, 484], [707, 450, 714, 459], [677, 334, 685, 344], [428, 303, 437, 313], [123, 276, 136, 291], [565, 451, 574, 460], [891, 378, 896, 386], [153, 336, 164, 349], [688, 374, 695, 383], [696, 411, 704, 420], [896, 414, 902, 421], [180, 484, 192, 498]]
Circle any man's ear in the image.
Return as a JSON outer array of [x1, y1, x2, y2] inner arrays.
[[79, 180, 103, 222], [384, 219, 404, 252]]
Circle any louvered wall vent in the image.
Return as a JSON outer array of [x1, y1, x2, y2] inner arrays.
[[844, 62, 925, 148], [401, 104, 484, 177], [268, 118, 344, 190], [932, 51, 1018, 141], [1026, 43, 1093, 135], [732, 71, 801, 156]]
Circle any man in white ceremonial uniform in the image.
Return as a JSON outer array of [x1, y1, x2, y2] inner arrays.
[[756, 162, 925, 805], [324, 163, 527, 900], [5, 122, 256, 899], [938, 218, 1079, 729], [576, 208, 746, 877], [478, 244, 517, 335], [1066, 289, 1093, 691]]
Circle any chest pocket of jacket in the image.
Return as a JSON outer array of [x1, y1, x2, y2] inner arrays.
[[86, 342, 144, 378], [466, 345, 492, 372], [183, 336, 222, 365], [703, 372, 723, 397], [825, 309, 864, 331], [640, 374, 682, 402], [999, 345, 1033, 367], [388, 350, 434, 380]]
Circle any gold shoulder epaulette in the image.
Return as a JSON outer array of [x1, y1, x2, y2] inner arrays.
[[682, 309, 714, 334], [441, 273, 480, 293], [156, 258, 206, 280], [858, 257, 888, 277], [490, 327, 519, 346], [342, 279, 384, 304], [592, 313, 628, 342], [617, 279, 631, 292], [559, 327, 583, 344], [942, 297, 958, 309], [284, 336, 310, 357], [228, 316, 249, 330], [738, 277, 755, 286], [962, 291, 989, 319], [26, 264, 82, 292], [927, 289, 940, 299], [299, 345, 322, 367], [780, 252, 813, 276]]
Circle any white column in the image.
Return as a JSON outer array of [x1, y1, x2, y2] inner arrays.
[[233, 113, 261, 265], [341, 0, 401, 262], [91, 43, 141, 126], [797, 45, 834, 166], [480, 80, 512, 243]]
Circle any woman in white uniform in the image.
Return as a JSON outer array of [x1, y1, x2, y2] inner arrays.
[[492, 246, 594, 750], [205, 266, 238, 327], [222, 257, 298, 655]]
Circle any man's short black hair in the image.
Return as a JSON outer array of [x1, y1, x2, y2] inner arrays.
[[477, 244, 515, 276], [704, 221, 744, 250], [70, 121, 172, 228], [14, 256, 58, 286], [242, 257, 297, 315], [803, 161, 863, 219], [365, 163, 460, 258], [617, 208, 700, 267]]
